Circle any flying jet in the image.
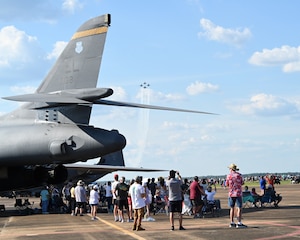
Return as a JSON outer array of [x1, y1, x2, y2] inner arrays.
[[0, 14, 215, 193]]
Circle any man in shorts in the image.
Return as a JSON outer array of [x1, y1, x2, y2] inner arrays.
[[111, 174, 119, 221], [115, 176, 130, 222], [74, 180, 87, 216], [226, 163, 247, 228], [166, 170, 185, 231], [189, 176, 206, 218], [129, 176, 146, 231]]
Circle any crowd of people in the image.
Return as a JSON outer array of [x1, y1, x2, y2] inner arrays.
[[38, 164, 285, 231]]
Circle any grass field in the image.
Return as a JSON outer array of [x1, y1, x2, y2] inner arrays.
[[215, 179, 293, 190]]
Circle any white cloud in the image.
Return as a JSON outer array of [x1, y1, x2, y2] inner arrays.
[[283, 61, 300, 72], [0, 1, 60, 22], [186, 81, 219, 95], [109, 86, 128, 101], [0, 26, 39, 68], [248, 45, 300, 72], [198, 18, 251, 48], [46, 41, 68, 60], [62, 0, 84, 13], [0, 0, 84, 22], [10, 85, 36, 94], [233, 93, 299, 116]]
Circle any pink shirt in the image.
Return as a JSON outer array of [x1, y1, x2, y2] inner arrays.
[[226, 171, 244, 197]]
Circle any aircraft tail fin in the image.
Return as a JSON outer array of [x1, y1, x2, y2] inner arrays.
[[96, 150, 125, 167], [37, 14, 110, 93], [19, 14, 111, 125]]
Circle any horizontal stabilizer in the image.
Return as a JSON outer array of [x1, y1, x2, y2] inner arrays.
[[3, 93, 89, 104], [94, 99, 218, 115], [2, 88, 113, 104], [3, 91, 218, 115]]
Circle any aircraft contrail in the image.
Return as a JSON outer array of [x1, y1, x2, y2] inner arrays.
[[136, 85, 150, 166]]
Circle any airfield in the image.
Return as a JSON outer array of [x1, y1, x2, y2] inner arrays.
[[0, 184, 299, 240]]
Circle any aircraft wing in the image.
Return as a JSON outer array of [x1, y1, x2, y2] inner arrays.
[[93, 99, 217, 115], [3, 91, 217, 115], [64, 163, 166, 173], [63, 163, 166, 183]]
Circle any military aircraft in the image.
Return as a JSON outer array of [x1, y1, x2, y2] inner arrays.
[[0, 14, 215, 193]]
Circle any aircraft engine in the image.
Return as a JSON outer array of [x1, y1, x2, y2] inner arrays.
[[33, 165, 68, 185], [48, 165, 68, 184], [0, 165, 68, 193]]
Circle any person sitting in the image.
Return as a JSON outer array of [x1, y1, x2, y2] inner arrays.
[[264, 186, 282, 207], [250, 187, 262, 207], [243, 186, 250, 193], [204, 185, 221, 209], [242, 185, 256, 208], [261, 185, 282, 207], [153, 190, 165, 214]]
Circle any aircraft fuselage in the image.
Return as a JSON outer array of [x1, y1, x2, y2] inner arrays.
[[0, 121, 126, 166]]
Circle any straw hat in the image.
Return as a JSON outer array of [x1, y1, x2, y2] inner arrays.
[[228, 163, 239, 171]]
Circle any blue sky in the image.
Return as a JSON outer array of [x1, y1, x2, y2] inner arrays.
[[0, 0, 299, 181]]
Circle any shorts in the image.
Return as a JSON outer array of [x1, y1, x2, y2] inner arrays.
[[76, 202, 85, 208], [228, 197, 242, 208], [133, 207, 145, 220], [190, 199, 204, 207], [117, 199, 129, 210], [169, 200, 182, 213]]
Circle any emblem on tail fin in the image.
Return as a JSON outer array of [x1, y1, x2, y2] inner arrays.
[[75, 41, 83, 54]]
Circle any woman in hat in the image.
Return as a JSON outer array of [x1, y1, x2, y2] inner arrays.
[[89, 185, 100, 220]]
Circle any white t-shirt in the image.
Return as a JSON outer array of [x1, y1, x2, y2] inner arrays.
[[205, 190, 216, 201], [111, 180, 119, 200], [75, 185, 87, 202], [89, 189, 100, 205], [129, 183, 146, 209]]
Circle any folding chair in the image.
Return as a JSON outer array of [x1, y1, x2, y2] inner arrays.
[[15, 198, 34, 214]]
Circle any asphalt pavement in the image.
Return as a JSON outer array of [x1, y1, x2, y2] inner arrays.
[[0, 184, 299, 240]]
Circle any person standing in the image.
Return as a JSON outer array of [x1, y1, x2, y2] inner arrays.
[[148, 178, 157, 213], [115, 176, 130, 222], [89, 185, 100, 220], [40, 185, 50, 214], [104, 181, 113, 213], [111, 174, 119, 221], [74, 180, 87, 216], [129, 176, 146, 231], [166, 170, 185, 231], [226, 163, 247, 228], [259, 176, 266, 195], [70, 183, 76, 216], [189, 176, 206, 218]]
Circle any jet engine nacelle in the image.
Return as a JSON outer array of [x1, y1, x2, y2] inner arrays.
[[0, 165, 68, 192], [0, 123, 126, 166]]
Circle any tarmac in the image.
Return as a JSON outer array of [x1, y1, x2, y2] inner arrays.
[[0, 184, 299, 240]]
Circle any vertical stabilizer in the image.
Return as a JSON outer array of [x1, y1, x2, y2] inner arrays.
[[37, 14, 110, 93], [97, 150, 125, 166], [33, 14, 111, 125]]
